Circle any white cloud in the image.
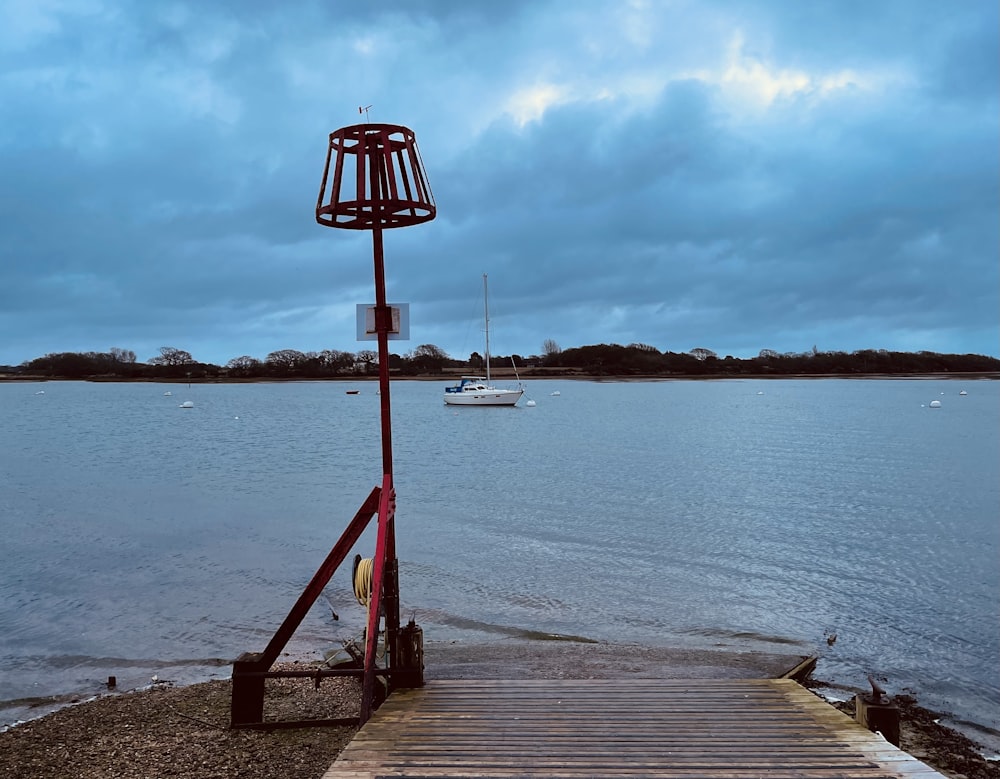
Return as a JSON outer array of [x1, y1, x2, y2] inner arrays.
[[496, 16, 894, 131], [352, 35, 377, 56], [505, 83, 569, 126], [685, 31, 899, 113]]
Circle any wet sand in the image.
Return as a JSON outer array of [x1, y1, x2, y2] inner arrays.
[[424, 637, 806, 680]]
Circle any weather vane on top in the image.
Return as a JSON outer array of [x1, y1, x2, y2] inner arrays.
[[359, 104, 373, 122]]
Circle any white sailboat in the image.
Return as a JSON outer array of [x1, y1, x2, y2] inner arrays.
[[444, 275, 524, 407]]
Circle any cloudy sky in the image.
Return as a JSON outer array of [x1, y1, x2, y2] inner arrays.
[[2, 0, 997, 367]]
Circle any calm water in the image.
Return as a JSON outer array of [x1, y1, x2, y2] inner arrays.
[[1, 378, 998, 744]]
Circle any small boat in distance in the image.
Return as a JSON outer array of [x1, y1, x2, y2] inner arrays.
[[444, 274, 524, 407], [346, 390, 360, 395], [444, 376, 523, 406]]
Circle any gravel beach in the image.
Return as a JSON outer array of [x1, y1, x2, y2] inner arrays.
[[1, 640, 997, 779]]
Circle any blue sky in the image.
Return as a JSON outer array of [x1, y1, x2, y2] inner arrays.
[[2, 0, 997, 367]]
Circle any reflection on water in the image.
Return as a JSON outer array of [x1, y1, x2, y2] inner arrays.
[[1, 378, 997, 743]]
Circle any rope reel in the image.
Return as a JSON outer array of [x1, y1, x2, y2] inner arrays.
[[352, 554, 374, 607]]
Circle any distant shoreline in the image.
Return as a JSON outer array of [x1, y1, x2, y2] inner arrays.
[[3, 371, 998, 383]]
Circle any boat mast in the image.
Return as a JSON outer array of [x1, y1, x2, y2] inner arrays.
[[483, 273, 491, 384]]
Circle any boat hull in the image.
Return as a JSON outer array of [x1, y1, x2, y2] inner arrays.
[[443, 389, 523, 406]]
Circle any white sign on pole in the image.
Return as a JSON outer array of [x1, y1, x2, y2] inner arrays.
[[356, 303, 410, 341]]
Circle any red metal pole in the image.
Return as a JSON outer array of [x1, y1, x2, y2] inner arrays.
[[360, 475, 394, 722], [359, 224, 401, 725], [371, 224, 397, 577], [372, 226, 393, 479]]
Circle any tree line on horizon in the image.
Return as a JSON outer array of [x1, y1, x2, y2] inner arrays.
[[4, 342, 999, 380]]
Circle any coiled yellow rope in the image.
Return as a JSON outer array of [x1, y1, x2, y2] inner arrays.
[[353, 557, 374, 607]]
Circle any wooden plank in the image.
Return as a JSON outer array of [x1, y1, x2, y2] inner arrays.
[[322, 679, 948, 779]]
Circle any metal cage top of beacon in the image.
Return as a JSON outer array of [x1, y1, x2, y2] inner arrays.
[[316, 123, 435, 232]]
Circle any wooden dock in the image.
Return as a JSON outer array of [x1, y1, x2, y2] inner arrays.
[[322, 678, 946, 778]]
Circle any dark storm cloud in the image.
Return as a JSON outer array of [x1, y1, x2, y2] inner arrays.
[[1, 0, 996, 366]]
